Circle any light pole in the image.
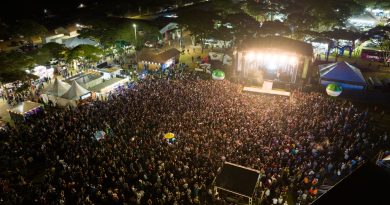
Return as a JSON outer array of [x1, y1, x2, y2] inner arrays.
[[133, 24, 137, 45], [133, 24, 138, 68]]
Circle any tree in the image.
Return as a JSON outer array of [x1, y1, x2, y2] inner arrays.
[[177, 9, 220, 52], [379, 39, 390, 66], [0, 21, 9, 39], [258, 21, 291, 36], [224, 13, 259, 43], [68, 45, 103, 62], [280, 0, 366, 39], [245, 0, 268, 21], [67, 45, 103, 69], [10, 20, 48, 43], [0, 51, 35, 97], [355, 0, 390, 9], [79, 18, 160, 49], [212, 0, 239, 16], [30, 42, 68, 65]]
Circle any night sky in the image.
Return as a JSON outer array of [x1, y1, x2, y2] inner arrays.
[[0, 0, 92, 21]]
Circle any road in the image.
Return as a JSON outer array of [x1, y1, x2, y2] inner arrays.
[[0, 99, 11, 124]]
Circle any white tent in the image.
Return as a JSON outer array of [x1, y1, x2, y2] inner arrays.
[[8, 101, 43, 122], [61, 80, 91, 100], [45, 78, 71, 97], [9, 101, 43, 115], [63, 37, 99, 48]]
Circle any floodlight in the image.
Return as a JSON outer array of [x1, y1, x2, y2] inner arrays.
[[245, 52, 255, 61]]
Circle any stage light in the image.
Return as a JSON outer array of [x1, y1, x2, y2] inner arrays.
[[256, 53, 263, 61], [279, 55, 288, 65], [289, 56, 298, 65], [268, 55, 279, 70], [245, 52, 255, 61]]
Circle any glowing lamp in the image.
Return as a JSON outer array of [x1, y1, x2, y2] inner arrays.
[[245, 52, 255, 61]]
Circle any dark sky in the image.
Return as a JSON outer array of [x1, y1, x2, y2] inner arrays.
[[0, 0, 89, 21]]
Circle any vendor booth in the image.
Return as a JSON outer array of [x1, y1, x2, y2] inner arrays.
[[26, 65, 54, 80], [44, 78, 71, 96], [65, 72, 103, 89], [319, 61, 367, 90], [90, 77, 129, 98], [54, 80, 91, 107], [138, 48, 180, 71], [8, 101, 43, 122], [99, 67, 123, 80], [41, 78, 71, 105]]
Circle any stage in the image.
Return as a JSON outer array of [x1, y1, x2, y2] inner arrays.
[[243, 86, 291, 97]]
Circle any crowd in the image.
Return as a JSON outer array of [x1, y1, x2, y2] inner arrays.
[[0, 75, 388, 205], [0, 78, 50, 106]]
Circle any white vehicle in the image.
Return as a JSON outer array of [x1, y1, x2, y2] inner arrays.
[[205, 39, 232, 49], [223, 23, 233, 29], [144, 41, 154, 48], [50, 58, 58, 65], [183, 2, 194, 7]]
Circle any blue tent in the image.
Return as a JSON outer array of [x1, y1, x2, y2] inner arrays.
[[319, 62, 366, 90]]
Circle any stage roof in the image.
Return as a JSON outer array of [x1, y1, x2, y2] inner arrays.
[[313, 162, 390, 205], [240, 36, 314, 57], [215, 162, 260, 198]]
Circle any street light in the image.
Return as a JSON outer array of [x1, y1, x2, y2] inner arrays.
[[133, 24, 138, 66], [133, 24, 137, 43]]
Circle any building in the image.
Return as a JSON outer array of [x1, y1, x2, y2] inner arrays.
[[138, 48, 180, 70]]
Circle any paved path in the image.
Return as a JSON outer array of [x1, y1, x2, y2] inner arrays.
[[0, 99, 11, 123]]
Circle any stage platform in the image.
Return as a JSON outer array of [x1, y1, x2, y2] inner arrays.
[[243, 86, 291, 97]]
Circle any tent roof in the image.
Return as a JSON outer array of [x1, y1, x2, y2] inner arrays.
[[351, 12, 378, 23], [139, 48, 180, 64], [9, 101, 42, 115], [319, 62, 366, 85], [215, 162, 260, 198], [63, 37, 98, 48], [61, 80, 90, 100], [89, 77, 124, 92], [313, 162, 390, 205], [45, 78, 71, 97]]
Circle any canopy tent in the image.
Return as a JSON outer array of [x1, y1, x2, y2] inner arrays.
[[138, 48, 180, 70], [8, 101, 43, 122], [319, 61, 367, 90], [44, 78, 71, 97], [63, 37, 99, 48], [214, 162, 260, 205], [61, 80, 91, 100]]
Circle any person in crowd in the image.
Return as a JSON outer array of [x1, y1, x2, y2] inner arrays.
[[0, 74, 387, 205]]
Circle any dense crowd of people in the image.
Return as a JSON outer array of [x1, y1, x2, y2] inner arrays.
[[0, 75, 388, 205], [0, 78, 50, 106]]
